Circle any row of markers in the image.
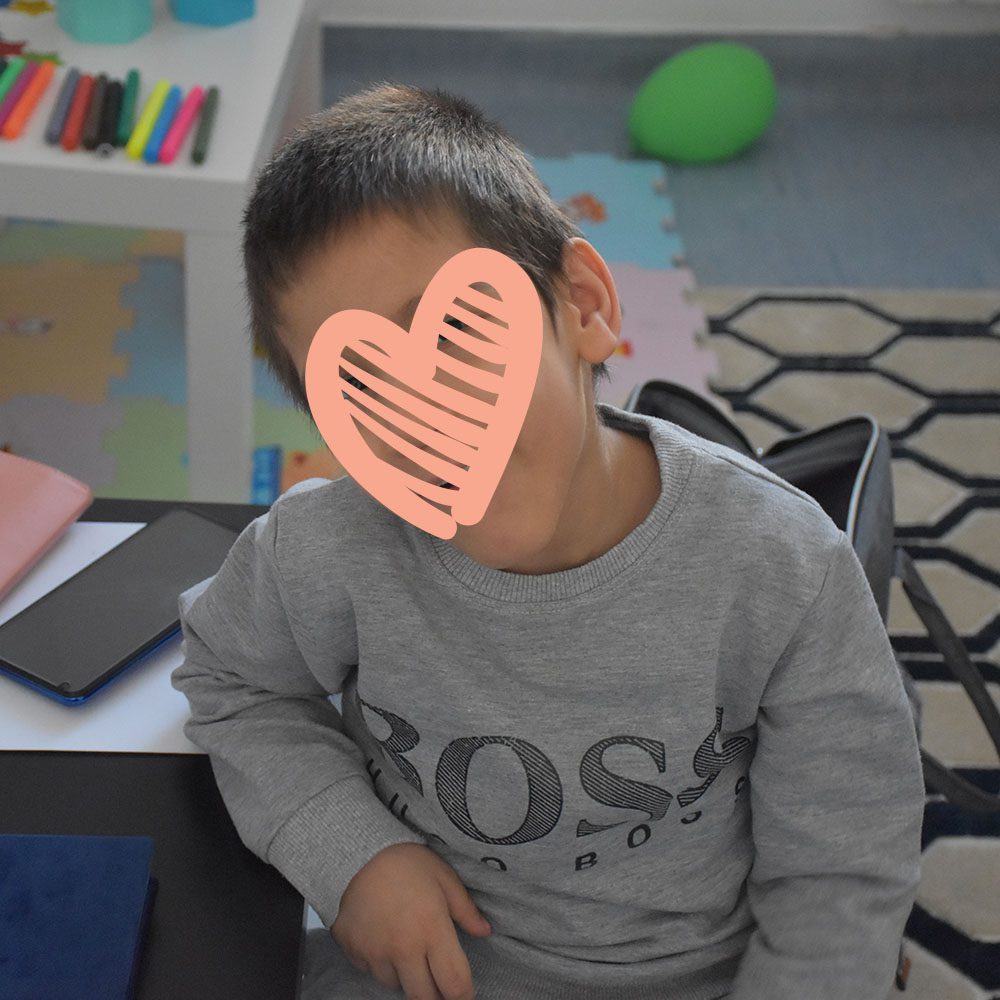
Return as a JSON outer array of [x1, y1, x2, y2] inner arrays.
[[0, 55, 218, 164]]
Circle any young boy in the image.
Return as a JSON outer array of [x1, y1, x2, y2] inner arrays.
[[171, 82, 925, 1000]]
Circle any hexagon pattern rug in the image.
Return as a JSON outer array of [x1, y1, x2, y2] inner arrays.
[[694, 287, 1000, 1000]]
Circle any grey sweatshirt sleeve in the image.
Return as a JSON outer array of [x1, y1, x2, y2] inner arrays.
[[729, 531, 925, 1000], [170, 502, 426, 927]]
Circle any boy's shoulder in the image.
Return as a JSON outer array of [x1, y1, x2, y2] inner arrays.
[[270, 472, 388, 536], [612, 404, 832, 517], [667, 418, 826, 508], [254, 473, 403, 589], [615, 405, 844, 560]]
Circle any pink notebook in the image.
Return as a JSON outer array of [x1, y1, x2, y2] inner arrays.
[[0, 452, 93, 603]]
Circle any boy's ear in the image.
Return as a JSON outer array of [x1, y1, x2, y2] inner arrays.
[[559, 238, 622, 364]]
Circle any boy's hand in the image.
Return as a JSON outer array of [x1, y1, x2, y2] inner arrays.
[[331, 842, 492, 1000]]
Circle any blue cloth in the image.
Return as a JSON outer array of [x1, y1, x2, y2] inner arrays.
[[0, 834, 156, 1000]]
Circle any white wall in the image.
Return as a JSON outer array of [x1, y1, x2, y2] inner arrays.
[[321, 0, 1000, 35]]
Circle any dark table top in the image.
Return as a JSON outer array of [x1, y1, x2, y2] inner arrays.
[[1, 750, 306, 1000]]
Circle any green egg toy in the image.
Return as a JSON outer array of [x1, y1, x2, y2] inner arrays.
[[628, 42, 777, 164]]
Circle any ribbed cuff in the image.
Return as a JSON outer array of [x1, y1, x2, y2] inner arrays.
[[266, 776, 427, 927]]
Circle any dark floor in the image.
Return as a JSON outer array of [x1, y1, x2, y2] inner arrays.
[[323, 29, 1000, 289]]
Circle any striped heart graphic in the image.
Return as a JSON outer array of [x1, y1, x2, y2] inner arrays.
[[305, 247, 543, 538]]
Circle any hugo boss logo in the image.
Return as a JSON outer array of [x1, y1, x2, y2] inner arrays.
[[360, 699, 752, 875]]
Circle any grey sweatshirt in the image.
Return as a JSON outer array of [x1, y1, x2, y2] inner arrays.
[[171, 401, 925, 1000]]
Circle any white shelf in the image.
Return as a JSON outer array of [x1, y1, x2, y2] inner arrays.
[[0, 0, 322, 501]]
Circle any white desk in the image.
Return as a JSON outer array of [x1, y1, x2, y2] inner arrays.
[[0, 0, 322, 502]]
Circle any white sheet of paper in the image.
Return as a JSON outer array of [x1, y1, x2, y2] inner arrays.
[[0, 521, 201, 754]]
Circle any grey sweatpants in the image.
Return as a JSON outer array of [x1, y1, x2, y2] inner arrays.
[[300, 928, 734, 1000]]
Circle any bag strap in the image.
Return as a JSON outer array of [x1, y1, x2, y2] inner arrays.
[[894, 547, 1000, 813]]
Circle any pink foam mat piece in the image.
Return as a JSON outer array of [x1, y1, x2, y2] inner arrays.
[[598, 264, 717, 408]]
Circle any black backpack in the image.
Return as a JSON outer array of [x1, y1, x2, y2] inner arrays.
[[624, 379, 1000, 816]]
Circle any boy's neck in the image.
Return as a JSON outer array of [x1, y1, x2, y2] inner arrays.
[[500, 420, 661, 576]]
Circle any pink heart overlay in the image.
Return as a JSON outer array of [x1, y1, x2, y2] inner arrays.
[[305, 247, 544, 539]]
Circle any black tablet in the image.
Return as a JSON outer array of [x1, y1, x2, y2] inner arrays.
[[0, 507, 241, 705]]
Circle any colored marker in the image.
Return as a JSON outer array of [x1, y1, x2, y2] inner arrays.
[[61, 72, 93, 151], [143, 83, 181, 163], [96, 79, 123, 157], [0, 56, 25, 105], [45, 66, 80, 144], [0, 58, 6, 79], [2, 58, 54, 140], [159, 84, 203, 164], [117, 68, 139, 147], [125, 78, 169, 159], [82, 72, 107, 151], [0, 59, 37, 133], [191, 85, 218, 165]]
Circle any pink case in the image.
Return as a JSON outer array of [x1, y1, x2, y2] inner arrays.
[[0, 452, 93, 602]]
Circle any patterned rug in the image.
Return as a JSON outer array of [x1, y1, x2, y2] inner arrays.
[[694, 287, 1000, 999]]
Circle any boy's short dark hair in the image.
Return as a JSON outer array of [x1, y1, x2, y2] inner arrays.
[[242, 81, 611, 415]]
